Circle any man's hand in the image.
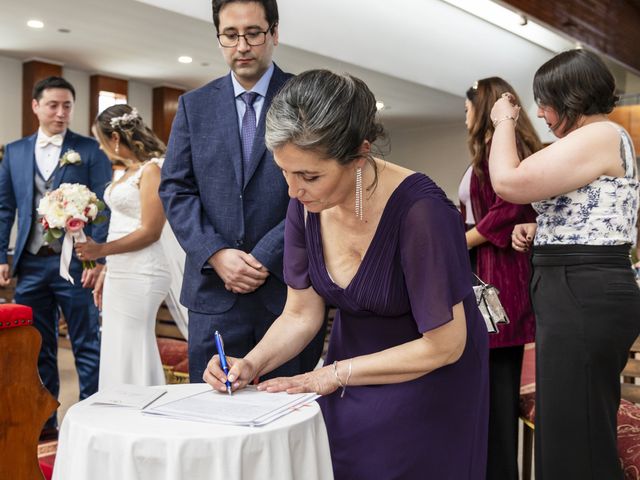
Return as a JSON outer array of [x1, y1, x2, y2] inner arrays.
[[81, 263, 104, 289], [208, 249, 269, 294], [0, 264, 10, 287]]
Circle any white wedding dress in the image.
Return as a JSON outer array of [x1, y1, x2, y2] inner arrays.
[[99, 158, 170, 390]]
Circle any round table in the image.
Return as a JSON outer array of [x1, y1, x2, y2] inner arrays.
[[52, 384, 333, 480]]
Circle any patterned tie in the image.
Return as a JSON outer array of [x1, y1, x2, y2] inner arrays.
[[240, 92, 258, 174]]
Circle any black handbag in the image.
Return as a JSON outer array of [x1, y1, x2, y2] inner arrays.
[[472, 274, 509, 334]]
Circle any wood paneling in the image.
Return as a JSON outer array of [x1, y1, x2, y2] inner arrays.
[[89, 75, 128, 127], [499, 0, 640, 75], [152, 86, 184, 145], [609, 105, 640, 154], [22, 61, 62, 137]]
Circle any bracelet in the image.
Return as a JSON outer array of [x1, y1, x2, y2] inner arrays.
[[492, 115, 517, 128], [340, 360, 353, 398], [332, 360, 344, 390]]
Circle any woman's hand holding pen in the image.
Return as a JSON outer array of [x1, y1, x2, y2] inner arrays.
[[257, 367, 340, 396], [203, 355, 256, 393], [204, 356, 341, 396]]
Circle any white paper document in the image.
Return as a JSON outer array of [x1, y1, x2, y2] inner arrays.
[[143, 386, 319, 426], [91, 384, 168, 409]]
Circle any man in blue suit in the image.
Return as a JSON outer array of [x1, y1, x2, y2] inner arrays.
[[0, 76, 111, 434], [160, 0, 325, 382]]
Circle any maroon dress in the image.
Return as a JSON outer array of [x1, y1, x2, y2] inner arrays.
[[470, 157, 536, 348], [284, 174, 489, 479]]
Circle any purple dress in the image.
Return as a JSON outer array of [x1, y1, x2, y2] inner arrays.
[[284, 174, 489, 479]]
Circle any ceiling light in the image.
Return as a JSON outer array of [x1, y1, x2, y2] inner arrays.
[[27, 20, 44, 29], [440, 0, 573, 53], [376, 101, 385, 111], [178, 56, 193, 64]]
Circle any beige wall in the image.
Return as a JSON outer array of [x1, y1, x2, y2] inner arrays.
[[64, 67, 91, 135], [128, 81, 153, 130], [0, 56, 23, 146], [627, 71, 640, 95], [387, 122, 470, 202]]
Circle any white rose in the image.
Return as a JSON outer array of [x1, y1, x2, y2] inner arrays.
[[67, 151, 81, 163], [86, 203, 98, 219]]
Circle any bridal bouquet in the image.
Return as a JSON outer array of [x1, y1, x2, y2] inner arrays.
[[37, 183, 106, 283]]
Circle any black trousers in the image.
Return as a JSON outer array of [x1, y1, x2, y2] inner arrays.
[[486, 345, 524, 480], [531, 244, 640, 480]]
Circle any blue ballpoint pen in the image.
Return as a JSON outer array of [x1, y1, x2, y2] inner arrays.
[[214, 331, 233, 396]]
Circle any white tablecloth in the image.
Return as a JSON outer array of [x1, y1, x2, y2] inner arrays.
[[52, 384, 333, 480]]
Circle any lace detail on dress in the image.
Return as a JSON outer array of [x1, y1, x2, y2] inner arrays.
[[103, 157, 168, 274], [533, 123, 639, 246], [104, 158, 164, 236]]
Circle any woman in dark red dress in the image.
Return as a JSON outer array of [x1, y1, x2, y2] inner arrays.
[[462, 77, 542, 480], [204, 70, 489, 479]]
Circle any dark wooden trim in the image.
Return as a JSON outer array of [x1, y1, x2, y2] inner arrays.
[[22, 61, 63, 137], [89, 75, 128, 130], [498, 0, 640, 75], [152, 86, 185, 145]]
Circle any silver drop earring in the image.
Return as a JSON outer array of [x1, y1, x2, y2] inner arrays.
[[355, 166, 363, 220]]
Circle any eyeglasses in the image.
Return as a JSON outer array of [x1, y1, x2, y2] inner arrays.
[[217, 25, 273, 48]]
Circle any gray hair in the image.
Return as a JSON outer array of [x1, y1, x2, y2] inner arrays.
[[265, 70, 385, 173]]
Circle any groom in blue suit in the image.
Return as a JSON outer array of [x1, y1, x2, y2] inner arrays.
[[0, 77, 111, 433], [160, 0, 325, 382]]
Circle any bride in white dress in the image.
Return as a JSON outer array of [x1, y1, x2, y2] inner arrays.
[[75, 105, 171, 389]]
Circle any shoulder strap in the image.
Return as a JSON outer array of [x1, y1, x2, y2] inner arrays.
[[608, 122, 637, 178], [132, 158, 164, 186]]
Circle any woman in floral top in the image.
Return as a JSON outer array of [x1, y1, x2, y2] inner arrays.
[[489, 49, 640, 480]]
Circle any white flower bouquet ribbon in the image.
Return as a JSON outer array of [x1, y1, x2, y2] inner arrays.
[[59, 219, 89, 285]]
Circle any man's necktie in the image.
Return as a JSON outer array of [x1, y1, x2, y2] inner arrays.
[[37, 134, 63, 148], [240, 92, 258, 176]]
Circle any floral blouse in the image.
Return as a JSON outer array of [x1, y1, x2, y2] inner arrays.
[[533, 122, 639, 246]]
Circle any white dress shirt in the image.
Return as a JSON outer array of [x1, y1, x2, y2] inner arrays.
[[35, 128, 64, 180]]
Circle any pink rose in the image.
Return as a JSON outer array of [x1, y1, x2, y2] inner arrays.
[[66, 218, 85, 232]]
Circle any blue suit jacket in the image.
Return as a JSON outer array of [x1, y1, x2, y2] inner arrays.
[[160, 64, 292, 315], [0, 130, 112, 275]]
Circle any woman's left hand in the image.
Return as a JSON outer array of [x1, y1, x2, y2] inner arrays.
[[491, 93, 520, 125], [257, 366, 340, 396], [74, 237, 103, 261]]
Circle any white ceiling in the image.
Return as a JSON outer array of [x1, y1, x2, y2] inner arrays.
[[0, 0, 577, 132]]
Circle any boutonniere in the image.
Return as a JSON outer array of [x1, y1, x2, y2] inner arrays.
[[60, 149, 82, 167]]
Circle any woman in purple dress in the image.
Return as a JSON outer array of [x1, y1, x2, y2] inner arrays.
[[204, 70, 489, 479], [462, 77, 541, 480]]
